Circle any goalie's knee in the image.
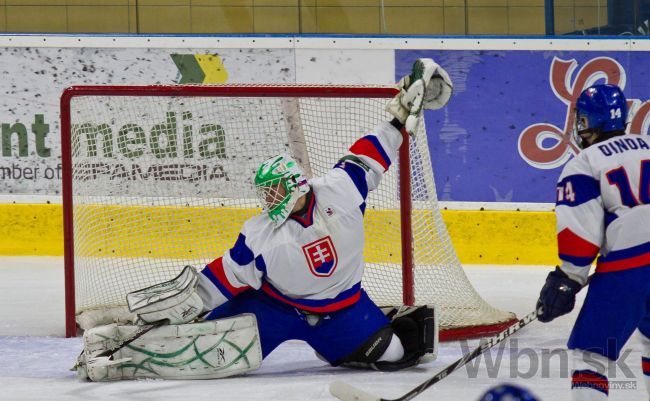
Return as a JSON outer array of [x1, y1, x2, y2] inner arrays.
[[389, 305, 438, 360], [339, 305, 438, 372], [338, 326, 400, 370], [376, 305, 438, 371], [339, 328, 420, 372]]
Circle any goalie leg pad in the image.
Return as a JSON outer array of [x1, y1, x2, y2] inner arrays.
[[80, 314, 262, 381]]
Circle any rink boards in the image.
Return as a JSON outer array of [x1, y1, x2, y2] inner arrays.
[[0, 203, 557, 265]]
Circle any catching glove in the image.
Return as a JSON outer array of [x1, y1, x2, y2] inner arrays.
[[386, 58, 453, 134]]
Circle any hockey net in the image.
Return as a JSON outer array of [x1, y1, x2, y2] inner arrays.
[[61, 85, 516, 339]]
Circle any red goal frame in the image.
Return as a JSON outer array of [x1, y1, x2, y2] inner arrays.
[[60, 85, 414, 338], [61, 85, 517, 340]]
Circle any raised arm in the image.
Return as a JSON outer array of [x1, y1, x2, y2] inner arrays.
[[331, 58, 453, 205]]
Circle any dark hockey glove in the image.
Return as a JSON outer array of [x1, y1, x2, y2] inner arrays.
[[536, 267, 582, 323]]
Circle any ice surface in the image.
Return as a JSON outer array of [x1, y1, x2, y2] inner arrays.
[[0, 258, 644, 401]]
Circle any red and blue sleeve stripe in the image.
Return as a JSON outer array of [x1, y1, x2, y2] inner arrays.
[[597, 241, 650, 273], [349, 135, 391, 171], [202, 257, 251, 299], [642, 357, 650, 376], [571, 370, 609, 396], [261, 282, 361, 313], [335, 160, 368, 200], [556, 174, 600, 207], [557, 228, 600, 267]]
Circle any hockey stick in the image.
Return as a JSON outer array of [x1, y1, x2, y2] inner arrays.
[[331, 271, 594, 401], [96, 319, 167, 359], [330, 309, 540, 401], [72, 319, 167, 371]]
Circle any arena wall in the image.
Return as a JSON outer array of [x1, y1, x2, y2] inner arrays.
[[2, 35, 647, 264]]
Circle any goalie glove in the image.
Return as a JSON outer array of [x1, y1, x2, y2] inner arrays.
[[126, 265, 206, 325], [386, 58, 453, 134]]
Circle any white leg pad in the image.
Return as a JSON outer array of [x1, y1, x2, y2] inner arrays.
[[80, 314, 262, 381]]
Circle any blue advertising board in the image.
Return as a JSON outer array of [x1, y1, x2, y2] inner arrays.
[[396, 50, 650, 203]]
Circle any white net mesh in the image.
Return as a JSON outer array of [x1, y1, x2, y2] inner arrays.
[[64, 85, 515, 338]]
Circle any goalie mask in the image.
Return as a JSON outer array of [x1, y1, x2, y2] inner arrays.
[[573, 84, 627, 149], [254, 154, 309, 227]]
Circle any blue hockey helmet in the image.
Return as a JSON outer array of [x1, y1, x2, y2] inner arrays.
[[478, 384, 539, 401], [574, 84, 627, 149]]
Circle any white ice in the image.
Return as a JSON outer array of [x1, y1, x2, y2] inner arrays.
[[0, 257, 644, 401]]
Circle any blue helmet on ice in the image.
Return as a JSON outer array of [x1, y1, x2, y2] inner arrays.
[[478, 384, 539, 401], [574, 84, 627, 149]]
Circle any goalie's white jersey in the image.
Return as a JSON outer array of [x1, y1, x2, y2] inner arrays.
[[199, 122, 403, 313], [555, 134, 650, 283]]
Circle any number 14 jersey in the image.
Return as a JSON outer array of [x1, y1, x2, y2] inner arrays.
[[555, 134, 650, 283]]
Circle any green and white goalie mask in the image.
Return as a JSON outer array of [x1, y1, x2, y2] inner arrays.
[[254, 154, 309, 227]]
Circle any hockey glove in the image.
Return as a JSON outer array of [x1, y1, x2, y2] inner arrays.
[[126, 265, 205, 325], [386, 58, 453, 135], [536, 266, 582, 323]]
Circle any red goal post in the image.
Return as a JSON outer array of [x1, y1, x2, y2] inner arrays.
[[61, 84, 517, 339]]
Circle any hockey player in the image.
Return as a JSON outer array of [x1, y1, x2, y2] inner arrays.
[[536, 84, 650, 400], [77, 59, 453, 381]]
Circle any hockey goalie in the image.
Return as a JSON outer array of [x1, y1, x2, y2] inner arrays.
[[75, 58, 453, 381]]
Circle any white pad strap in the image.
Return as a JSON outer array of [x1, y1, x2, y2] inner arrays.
[[80, 314, 262, 381], [127, 265, 205, 324]]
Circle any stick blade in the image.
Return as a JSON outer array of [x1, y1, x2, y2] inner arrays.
[[330, 381, 381, 401]]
